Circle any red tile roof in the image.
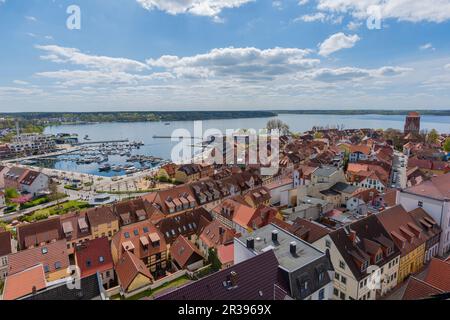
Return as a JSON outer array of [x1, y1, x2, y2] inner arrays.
[[2, 265, 47, 300], [8, 240, 69, 276], [169, 235, 204, 269], [75, 237, 113, 278], [424, 258, 450, 292], [402, 277, 443, 300], [217, 244, 234, 266], [404, 173, 450, 201], [115, 250, 152, 291], [0, 230, 12, 256]]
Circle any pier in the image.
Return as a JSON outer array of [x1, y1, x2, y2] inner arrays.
[[75, 139, 129, 146]]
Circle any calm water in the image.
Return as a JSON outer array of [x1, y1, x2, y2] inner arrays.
[[42, 113, 450, 176]]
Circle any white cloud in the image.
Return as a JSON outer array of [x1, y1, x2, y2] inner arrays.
[[294, 12, 342, 24], [146, 47, 319, 80], [346, 21, 362, 30], [35, 45, 148, 72], [298, 0, 309, 5], [13, 80, 29, 85], [318, 33, 360, 57], [307, 66, 411, 82], [25, 16, 37, 22], [136, 0, 254, 19], [315, 0, 450, 23], [445, 63, 450, 70], [419, 43, 435, 51]]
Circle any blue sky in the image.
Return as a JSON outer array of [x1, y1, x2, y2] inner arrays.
[[0, 0, 450, 112]]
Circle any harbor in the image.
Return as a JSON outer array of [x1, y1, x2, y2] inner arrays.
[[17, 139, 167, 177]]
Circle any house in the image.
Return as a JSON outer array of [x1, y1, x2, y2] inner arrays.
[[398, 173, 450, 256], [265, 176, 294, 205], [272, 217, 331, 245], [156, 250, 288, 300], [3, 167, 28, 190], [311, 166, 345, 185], [22, 273, 106, 300], [143, 184, 197, 215], [376, 205, 426, 284], [113, 198, 150, 226], [2, 265, 47, 300], [408, 208, 441, 263], [212, 199, 278, 235], [349, 145, 372, 163], [60, 211, 92, 255], [8, 240, 70, 282], [170, 235, 204, 271], [315, 215, 401, 300], [157, 163, 178, 180], [111, 220, 168, 278], [155, 207, 212, 245], [0, 228, 13, 280], [85, 206, 119, 240], [346, 189, 380, 215], [235, 224, 334, 300], [217, 243, 234, 269], [243, 186, 271, 208], [402, 257, 450, 300], [115, 250, 153, 295], [74, 237, 114, 289], [19, 170, 49, 196], [197, 220, 236, 258], [347, 163, 389, 192], [174, 164, 202, 183], [16, 216, 63, 251]]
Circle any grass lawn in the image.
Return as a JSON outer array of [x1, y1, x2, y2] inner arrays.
[[20, 200, 90, 222], [122, 275, 191, 300]]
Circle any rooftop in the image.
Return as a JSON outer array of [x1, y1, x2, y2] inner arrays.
[[236, 223, 326, 272]]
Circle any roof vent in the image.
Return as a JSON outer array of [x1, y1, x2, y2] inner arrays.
[[290, 241, 297, 256], [272, 230, 279, 243], [246, 237, 255, 250]]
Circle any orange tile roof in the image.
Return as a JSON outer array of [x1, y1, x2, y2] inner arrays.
[[424, 258, 450, 292], [217, 244, 234, 266], [3, 265, 47, 300], [402, 277, 443, 300]]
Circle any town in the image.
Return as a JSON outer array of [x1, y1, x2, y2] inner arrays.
[[0, 112, 449, 301]]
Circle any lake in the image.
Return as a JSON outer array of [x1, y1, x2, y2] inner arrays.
[[42, 113, 450, 176]]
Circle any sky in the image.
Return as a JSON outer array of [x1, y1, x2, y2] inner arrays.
[[0, 0, 450, 112]]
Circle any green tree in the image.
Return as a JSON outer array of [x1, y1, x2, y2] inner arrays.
[[427, 129, 439, 144], [266, 119, 290, 135], [314, 132, 324, 139], [208, 248, 222, 272], [444, 137, 450, 152]]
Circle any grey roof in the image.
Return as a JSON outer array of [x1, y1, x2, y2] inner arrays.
[[156, 250, 286, 300], [313, 166, 338, 177], [331, 182, 359, 194], [21, 273, 104, 300], [236, 224, 326, 272]]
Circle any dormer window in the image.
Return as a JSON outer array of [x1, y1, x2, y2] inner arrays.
[[375, 252, 383, 263], [361, 260, 369, 272]]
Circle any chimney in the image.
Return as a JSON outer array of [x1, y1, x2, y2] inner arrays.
[[272, 230, 279, 243], [246, 237, 255, 250], [349, 230, 357, 243], [32, 286, 37, 295], [290, 241, 297, 256], [230, 271, 238, 287]]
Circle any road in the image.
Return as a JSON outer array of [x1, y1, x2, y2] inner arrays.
[[0, 196, 76, 223]]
